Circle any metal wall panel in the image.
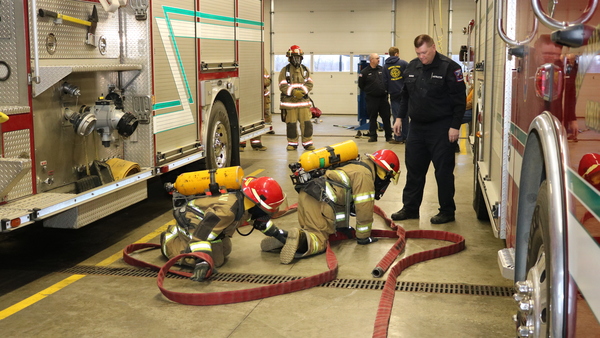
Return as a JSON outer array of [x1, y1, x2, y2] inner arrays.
[[199, 1, 235, 63]]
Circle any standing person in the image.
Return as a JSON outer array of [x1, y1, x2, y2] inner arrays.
[[279, 45, 315, 151], [391, 34, 466, 224], [261, 149, 400, 264], [383, 47, 409, 144], [161, 175, 287, 281], [358, 53, 393, 143], [240, 68, 272, 151]]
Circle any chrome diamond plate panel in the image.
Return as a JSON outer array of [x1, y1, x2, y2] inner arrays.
[[0, 158, 32, 198], [76, 181, 147, 227], [3, 129, 33, 201], [0, 0, 26, 105], [0, 106, 30, 116], [119, 5, 154, 167], [33, 0, 120, 59]]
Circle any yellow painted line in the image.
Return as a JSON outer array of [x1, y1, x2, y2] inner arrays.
[[0, 219, 176, 320], [0, 274, 85, 320], [247, 169, 264, 176]]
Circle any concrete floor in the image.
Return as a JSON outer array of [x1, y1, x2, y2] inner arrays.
[[0, 115, 515, 337]]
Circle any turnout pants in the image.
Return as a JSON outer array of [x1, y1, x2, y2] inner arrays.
[[296, 190, 336, 257], [284, 107, 313, 148]]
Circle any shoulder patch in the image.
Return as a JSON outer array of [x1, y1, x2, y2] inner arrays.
[[454, 69, 464, 82]]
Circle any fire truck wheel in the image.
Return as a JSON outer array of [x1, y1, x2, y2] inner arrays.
[[206, 100, 231, 169], [518, 180, 564, 337]]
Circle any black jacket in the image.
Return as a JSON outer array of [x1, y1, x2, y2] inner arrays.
[[358, 65, 387, 97], [399, 52, 466, 129]]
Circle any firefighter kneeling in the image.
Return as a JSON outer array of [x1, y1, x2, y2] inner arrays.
[[261, 143, 401, 264], [161, 168, 287, 281]]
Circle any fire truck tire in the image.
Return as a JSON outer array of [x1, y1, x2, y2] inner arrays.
[[473, 178, 489, 220], [206, 101, 232, 169], [519, 180, 564, 338]]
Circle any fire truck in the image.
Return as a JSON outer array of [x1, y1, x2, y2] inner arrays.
[[470, 0, 600, 335], [0, 0, 267, 231]]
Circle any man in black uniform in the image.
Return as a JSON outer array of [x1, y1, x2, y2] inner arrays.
[[358, 53, 393, 143], [391, 34, 466, 224]]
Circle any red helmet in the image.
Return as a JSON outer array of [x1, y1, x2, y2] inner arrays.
[[242, 176, 286, 213], [286, 45, 304, 57], [366, 149, 400, 181]]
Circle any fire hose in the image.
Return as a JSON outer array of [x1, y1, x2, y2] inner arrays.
[[123, 204, 465, 337]]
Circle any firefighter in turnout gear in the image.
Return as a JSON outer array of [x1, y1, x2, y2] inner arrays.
[[279, 45, 315, 151], [161, 174, 287, 282], [261, 147, 401, 264]]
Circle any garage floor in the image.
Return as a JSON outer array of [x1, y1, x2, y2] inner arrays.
[[0, 115, 515, 337]]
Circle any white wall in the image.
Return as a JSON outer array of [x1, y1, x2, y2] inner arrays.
[[265, 0, 477, 115]]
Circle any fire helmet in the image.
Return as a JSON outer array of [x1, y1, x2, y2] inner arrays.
[[287, 45, 304, 67], [578, 153, 600, 190], [286, 45, 304, 57], [366, 149, 400, 183], [242, 176, 286, 214]]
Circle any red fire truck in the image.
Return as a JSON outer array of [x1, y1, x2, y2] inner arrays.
[[471, 0, 600, 335], [0, 0, 267, 231]]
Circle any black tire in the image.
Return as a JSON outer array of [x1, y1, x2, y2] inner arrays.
[[206, 101, 232, 169], [473, 177, 489, 220]]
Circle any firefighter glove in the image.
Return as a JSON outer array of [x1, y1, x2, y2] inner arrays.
[[292, 88, 305, 99], [191, 261, 211, 282]]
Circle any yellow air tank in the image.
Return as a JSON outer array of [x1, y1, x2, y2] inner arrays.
[[171, 166, 245, 195], [298, 140, 359, 171]]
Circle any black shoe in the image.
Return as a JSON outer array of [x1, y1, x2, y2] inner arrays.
[[391, 208, 419, 221], [362, 132, 373, 137], [387, 139, 401, 144], [355, 131, 362, 138], [430, 212, 455, 224], [368, 137, 377, 142], [267, 130, 275, 134]]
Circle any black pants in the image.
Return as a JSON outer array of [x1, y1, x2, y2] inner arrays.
[[402, 119, 456, 214], [366, 95, 392, 139]]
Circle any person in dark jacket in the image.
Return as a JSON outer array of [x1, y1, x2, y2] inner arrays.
[[358, 53, 393, 143], [391, 34, 466, 224], [383, 47, 409, 144]]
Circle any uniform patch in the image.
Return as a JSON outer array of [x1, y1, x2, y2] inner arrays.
[[454, 69, 464, 82]]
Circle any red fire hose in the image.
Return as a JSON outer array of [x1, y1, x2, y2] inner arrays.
[[123, 204, 465, 337]]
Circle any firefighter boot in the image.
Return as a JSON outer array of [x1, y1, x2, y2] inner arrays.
[[280, 228, 308, 264], [260, 226, 288, 252]]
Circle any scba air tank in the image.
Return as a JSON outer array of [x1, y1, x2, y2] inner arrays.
[[170, 166, 245, 195], [298, 140, 359, 171]]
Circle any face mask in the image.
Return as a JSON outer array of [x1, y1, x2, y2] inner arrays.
[[291, 55, 302, 67], [374, 176, 391, 200]]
